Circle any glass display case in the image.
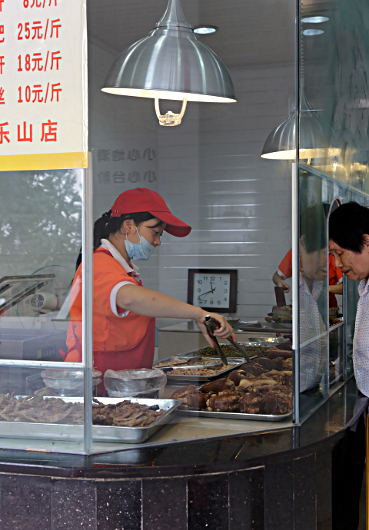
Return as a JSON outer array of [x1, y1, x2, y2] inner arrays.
[[0, 0, 367, 456]]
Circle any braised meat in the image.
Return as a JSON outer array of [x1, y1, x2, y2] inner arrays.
[[235, 364, 265, 377], [0, 393, 84, 424], [200, 378, 235, 393], [171, 385, 206, 410], [264, 348, 293, 360], [261, 390, 292, 415], [171, 385, 198, 399], [0, 393, 165, 427], [240, 392, 264, 414], [171, 355, 293, 416], [206, 392, 240, 412], [91, 400, 165, 427], [228, 370, 252, 385], [263, 370, 293, 386], [282, 358, 293, 370], [253, 357, 284, 371]]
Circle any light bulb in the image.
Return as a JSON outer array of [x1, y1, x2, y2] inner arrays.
[[155, 97, 188, 126]]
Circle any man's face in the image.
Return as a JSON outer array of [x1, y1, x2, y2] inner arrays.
[[329, 237, 369, 281], [300, 246, 327, 282]]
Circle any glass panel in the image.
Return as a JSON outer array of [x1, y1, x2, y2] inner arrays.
[[299, 0, 369, 419], [300, 0, 369, 192], [298, 173, 329, 419], [345, 276, 358, 378], [86, 0, 296, 444], [329, 324, 344, 389], [0, 169, 86, 451], [297, 162, 369, 419]]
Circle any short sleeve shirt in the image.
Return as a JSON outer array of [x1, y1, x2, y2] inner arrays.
[[353, 280, 369, 396]]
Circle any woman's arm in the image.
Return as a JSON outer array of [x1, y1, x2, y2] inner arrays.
[[329, 283, 343, 295], [117, 284, 234, 346], [272, 271, 291, 293]]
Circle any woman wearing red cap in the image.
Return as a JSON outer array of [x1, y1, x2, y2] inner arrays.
[[63, 188, 233, 386]]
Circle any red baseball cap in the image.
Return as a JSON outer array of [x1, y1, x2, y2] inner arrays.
[[111, 188, 191, 237]]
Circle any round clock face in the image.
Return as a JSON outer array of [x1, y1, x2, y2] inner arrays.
[[193, 272, 231, 308]]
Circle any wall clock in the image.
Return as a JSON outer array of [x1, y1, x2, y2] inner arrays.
[[187, 269, 238, 313]]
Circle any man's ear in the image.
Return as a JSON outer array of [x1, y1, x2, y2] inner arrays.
[[363, 234, 369, 247]]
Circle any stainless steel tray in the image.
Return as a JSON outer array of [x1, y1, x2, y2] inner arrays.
[[154, 356, 222, 370], [163, 363, 222, 372], [0, 397, 181, 444], [177, 346, 261, 361], [178, 408, 292, 422], [164, 358, 245, 382]]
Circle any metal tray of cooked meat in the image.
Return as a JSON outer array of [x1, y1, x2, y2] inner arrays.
[[177, 408, 292, 422], [154, 356, 222, 370], [0, 397, 181, 444], [163, 358, 245, 382], [161, 363, 223, 373], [180, 344, 267, 360]]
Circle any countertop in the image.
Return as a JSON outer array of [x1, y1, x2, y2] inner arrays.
[[0, 378, 364, 479]]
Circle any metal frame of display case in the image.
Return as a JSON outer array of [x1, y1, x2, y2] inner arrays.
[[82, 158, 94, 453], [0, 167, 94, 454]]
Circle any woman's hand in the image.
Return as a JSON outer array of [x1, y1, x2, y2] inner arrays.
[[196, 312, 235, 347], [277, 279, 290, 293], [272, 271, 291, 293], [116, 284, 235, 346]]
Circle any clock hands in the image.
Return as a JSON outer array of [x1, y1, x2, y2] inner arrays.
[[198, 282, 216, 302]]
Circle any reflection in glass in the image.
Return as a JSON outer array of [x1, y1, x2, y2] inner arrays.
[[299, 204, 328, 393], [302, 0, 369, 193]]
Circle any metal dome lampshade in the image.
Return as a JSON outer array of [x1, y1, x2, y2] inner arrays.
[[261, 88, 328, 160], [101, 0, 236, 126]]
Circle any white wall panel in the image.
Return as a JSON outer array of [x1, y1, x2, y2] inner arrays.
[[157, 64, 294, 328]]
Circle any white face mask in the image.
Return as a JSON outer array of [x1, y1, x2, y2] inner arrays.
[[124, 226, 155, 260]]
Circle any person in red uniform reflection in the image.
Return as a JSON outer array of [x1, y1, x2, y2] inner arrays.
[[62, 188, 233, 387], [272, 248, 343, 307]]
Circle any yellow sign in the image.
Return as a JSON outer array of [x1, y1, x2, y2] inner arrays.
[[0, 0, 88, 170]]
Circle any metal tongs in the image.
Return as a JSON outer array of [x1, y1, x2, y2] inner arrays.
[[204, 316, 250, 364]]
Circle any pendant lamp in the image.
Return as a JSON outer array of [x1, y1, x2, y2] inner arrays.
[[261, 19, 329, 160], [102, 0, 236, 126], [261, 88, 327, 160]]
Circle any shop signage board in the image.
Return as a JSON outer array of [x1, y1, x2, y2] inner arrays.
[[0, 0, 87, 171]]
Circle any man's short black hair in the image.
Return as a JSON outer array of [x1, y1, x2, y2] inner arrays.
[[329, 201, 369, 253]]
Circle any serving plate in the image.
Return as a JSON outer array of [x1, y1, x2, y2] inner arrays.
[[154, 356, 222, 370], [163, 358, 245, 382]]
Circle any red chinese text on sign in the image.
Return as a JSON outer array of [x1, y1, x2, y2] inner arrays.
[[23, 0, 58, 8], [17, 122, 32, 142], [0, 122, 10, 144], [41, 119, 57, 142], [18, 19, 62, 40]]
